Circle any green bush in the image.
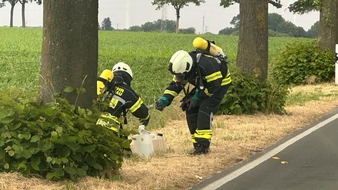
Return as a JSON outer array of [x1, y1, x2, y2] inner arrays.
[[0, 87, 130, 181], [271, 40, 335, 85], [218, 67, 289, 115]]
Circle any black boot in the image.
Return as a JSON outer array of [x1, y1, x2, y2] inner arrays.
[[192, 143, 209, 155], [192, 139, 210, 155]]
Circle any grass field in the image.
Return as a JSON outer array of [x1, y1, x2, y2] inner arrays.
[[0, 27, 314, 131], [0, 27, 311, 104]]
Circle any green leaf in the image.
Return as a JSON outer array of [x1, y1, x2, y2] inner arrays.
[[4, 163, 9, 169], [63, 86, 74, 93], [76, 167, 87, 177], [0, 149, 5, 159], [30, 135, 40, 143], [51, 131, 58, 137], [54, 168, 65, 177], [40, 140, 53, 151], [8, 150, 14, 157], [61, 157, 69, 163], [41, 108, 58, 117], [2, 132, 11, 139], [31, 157, 41, 171], [0, 109, 15, 121], [76, 87, 86, 94], [0, 117, 14, 124], [46, 157, 53, 163], [21, 149, 33, 159], [85, 154, 103, 170], [17, 161, 27, 171], [65, 141, 80, 151], [56, 126, 63, 134], [121, 140, 131, 149], [83, 145, 96, 152], [46, 172, 55, 180], [64, 167, 76, 175], [8, 123, 22, 130]]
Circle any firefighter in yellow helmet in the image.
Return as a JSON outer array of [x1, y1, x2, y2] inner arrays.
[[96, 62, 150, 135], [155, 46, 232, 155]]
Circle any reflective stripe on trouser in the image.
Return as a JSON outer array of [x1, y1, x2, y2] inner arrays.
[[186, 102, 213, 149], [96, 113, 121, 132], [186, 84, 230, 149]]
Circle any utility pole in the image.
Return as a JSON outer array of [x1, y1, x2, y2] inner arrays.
[[125, 0, 130, 29], [202, 15, 205, 34], [161, 5, 168, 32]]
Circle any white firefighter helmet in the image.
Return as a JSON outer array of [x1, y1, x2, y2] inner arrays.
[[168, 50, 193, 74], [112, 62, 133, 78]]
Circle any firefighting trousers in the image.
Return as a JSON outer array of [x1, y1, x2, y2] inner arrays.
[[185, 84, 230, 149]]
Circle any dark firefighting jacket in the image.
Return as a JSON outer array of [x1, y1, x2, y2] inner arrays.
[[162, 51, 232, 104], [97, 73, 150, 132]]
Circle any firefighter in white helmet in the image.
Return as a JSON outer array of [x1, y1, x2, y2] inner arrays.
[[155, 48, 232, 155], [96, 62, 150, 136]]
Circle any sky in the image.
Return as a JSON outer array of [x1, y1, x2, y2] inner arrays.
[[0, 0, 319, 34]]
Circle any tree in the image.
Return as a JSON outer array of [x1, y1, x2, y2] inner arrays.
[[306, 21, 319, 38], [179, 27, 195, 34], [218, 27, 237, 35], [289, 0, 337, 54], [159, 19, 176, 32], [18, 0, 41, 27], [276, 21, 300, 35], [39, 0, 98, 108], [318, 0, 336, 54], [288, 0, 320, 13], [268, 13, 285, 31], [218, 14, 239, 35], [152, 0, 205, 33], [220, 13, 307, 37], [230, 14, 240, 29], [293, 26, 307, 37], [140, 19, 176, 32], [3, 0, 19, 27], [221, 0, 282, 81], [129, 25, 142, 32], [101, 17, 113, 30]]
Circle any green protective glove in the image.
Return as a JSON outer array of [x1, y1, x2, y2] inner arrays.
[[155, 96, 169, 111], [187, 91, 200, 111]]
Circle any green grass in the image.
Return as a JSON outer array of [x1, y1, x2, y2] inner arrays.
[[0, 27, 310, 103], [0, 27, 325, 130], [286, 87, 338, 106], [286, 91, 322, 106]]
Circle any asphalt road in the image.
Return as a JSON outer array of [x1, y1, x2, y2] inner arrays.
[[189, 107, 338, 190]]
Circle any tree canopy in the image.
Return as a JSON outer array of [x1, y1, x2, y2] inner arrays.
[[152, 0, 204, 10], [152, 0, 205, 33], [220, 0, 282, 8], [219, 13, 315, 38], [101, 17, 113, 30], [288, 0, 320, 14]]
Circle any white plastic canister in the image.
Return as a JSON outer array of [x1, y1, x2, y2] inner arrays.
[[132, 133, 167, 157], [132, 133, 154, 157]]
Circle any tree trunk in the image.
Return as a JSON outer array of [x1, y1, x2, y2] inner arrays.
[[236, 0, 268, 81], [318, 0, 336, 54], [21, 1, 25, 27], [10, 4, 15, 27], [175, 8, 180, 33], [39, 0, 98, 108], [336, 0, 338, 48]]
